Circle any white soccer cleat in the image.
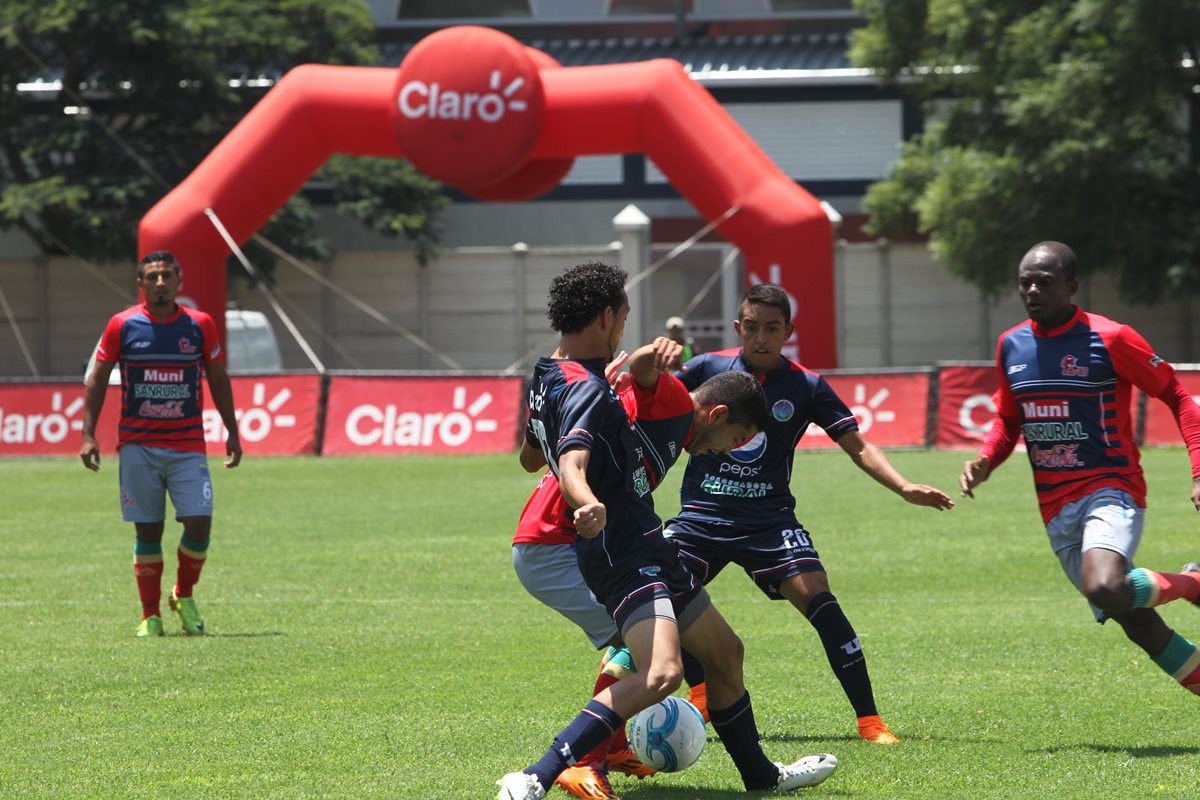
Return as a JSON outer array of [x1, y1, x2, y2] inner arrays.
[[775, 753, 838, 791], [495, 772, 546, 800]]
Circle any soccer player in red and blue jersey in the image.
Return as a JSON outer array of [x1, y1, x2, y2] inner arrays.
[[668, 283, 953, 745], [80, 251, 242, 638], [497, 262, 838, 800], [962, 241, 1200, 696]]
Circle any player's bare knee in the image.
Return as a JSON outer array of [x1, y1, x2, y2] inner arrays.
[[645, 663, 684, 697], [1083, 575, 1131, 611], [181, 516, 212, 540], [700, 632, 745, 681]]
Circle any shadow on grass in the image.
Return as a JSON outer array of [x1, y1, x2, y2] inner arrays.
[[618, 782, 852, 799], [1034, 743, 1200, 758], [193, 631, 285, 638]]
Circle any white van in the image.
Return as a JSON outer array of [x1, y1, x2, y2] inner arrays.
[[85, 308, 283, 383]]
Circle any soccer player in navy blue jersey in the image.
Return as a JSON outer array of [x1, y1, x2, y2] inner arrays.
[[497, 263, 838, 800], [667, 283, 954, 745], [81, 251, 242, 638], [513, 338, 773, 800], [961, 241, 1200, 697]]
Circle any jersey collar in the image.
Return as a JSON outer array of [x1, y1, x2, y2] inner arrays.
[[140, 302, 183, 324], [1032, 305, 1083, 338]]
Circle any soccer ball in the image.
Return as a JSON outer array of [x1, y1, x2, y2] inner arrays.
[[627, 696, 707, 772]]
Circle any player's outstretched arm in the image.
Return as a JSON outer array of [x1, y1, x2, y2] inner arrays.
[[837, 431, 954, 510], [627, 337, 684, 390], [204, 362, 242, 468], [79, 359, 115, 471]]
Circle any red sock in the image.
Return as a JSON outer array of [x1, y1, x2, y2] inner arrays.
[[1149, 570, 1200, 605], [580, 670, 623, 765], [134, 559, 163, 619], [174, 549, 207, 599]]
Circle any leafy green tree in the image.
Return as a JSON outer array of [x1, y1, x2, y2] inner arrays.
[[0, 0, 446, 276], [851, 1, 1200, 300]]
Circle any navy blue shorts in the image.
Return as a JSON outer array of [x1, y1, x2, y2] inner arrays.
[[664, 516, 825, 600], [576, 530, 706, 634]]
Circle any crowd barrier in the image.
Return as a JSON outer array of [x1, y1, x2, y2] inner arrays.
[[1, 365, 1196, 457]]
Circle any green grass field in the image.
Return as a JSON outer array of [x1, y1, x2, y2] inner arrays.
[[3, 449, 1200, 799]]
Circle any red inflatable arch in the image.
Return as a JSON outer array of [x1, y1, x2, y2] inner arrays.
[[140, 26, 836, 366]]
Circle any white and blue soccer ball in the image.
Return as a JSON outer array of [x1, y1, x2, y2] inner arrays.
[[627, 696, 707, 772]]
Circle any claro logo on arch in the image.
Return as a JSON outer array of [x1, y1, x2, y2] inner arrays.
[[397, 71, 528, 123]]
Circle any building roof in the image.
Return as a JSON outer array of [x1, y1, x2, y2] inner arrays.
[[382, 31, 872, 87]]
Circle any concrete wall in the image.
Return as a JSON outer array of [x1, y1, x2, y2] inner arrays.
[[4, 237, 1199, 377]]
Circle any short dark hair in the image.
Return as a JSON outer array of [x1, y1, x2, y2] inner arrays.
[[1024, 241, 1077, 282], [546, 262, 628, 333], [692, 371, 769, 432], [138, 250, 182, 277], [738, 283, 790, 323]]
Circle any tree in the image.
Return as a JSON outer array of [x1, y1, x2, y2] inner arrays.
[[850, 1, 1200, 300], [0, 0, 447, 277]]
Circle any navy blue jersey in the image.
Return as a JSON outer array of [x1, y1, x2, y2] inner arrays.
[[674, 349, 859, 526], [525, 357, 663, 546]]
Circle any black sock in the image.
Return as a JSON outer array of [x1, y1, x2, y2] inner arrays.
[[526, 700, 624, 789], [709, 691, 779, 790], [806, 591, 877, 718], [681, 646, 706, 687]]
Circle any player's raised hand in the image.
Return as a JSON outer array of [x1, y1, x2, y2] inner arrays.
[[901, 483, 954, 510], [960, 457, 991, 498], [649, 336, 684, 374], [573, 502, 607, 538]]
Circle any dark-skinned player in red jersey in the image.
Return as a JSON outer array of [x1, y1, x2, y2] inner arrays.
[[497, 262, 838, 800], [961, 241, 1200, 696], [666, 283, 954, 745], [81, 251, 242, 638]]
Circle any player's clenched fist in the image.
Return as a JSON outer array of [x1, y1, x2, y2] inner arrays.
[[573, 502, 607, 538]]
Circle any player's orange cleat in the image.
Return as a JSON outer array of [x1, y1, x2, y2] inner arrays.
[[607, 746, 656, 779], [686, 683, 709, 723], [857, 715, 901, 744], [554, 765, 618, 800]]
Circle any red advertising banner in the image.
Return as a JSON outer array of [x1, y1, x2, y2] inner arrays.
[[0, 375, 320, 457], [0, 383, 116, 456], [322, 375, 524, 455], [202, 374, 322, 456], [796, 372, 930, 450], [934, 365, 999, 449], [1143, 369, 1200, 446]]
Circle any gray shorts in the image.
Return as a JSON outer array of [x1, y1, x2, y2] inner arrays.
[[1046, 488, 1145, 622], [512, 542, 618, 649], [119, 444, 213, 523]]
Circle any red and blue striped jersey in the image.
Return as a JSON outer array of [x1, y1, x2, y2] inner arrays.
[[988, 307, 1172, 522], [514, 369, 694, 545], [95, 303, 222, 453], [675, 349, 859, 526]]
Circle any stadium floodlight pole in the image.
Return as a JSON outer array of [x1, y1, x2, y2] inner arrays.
[[203, 208, 327, 375]]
